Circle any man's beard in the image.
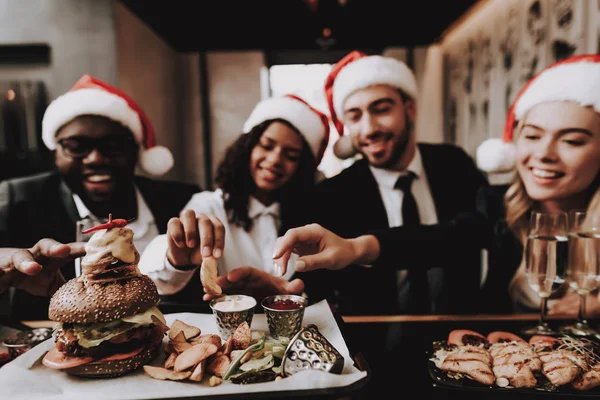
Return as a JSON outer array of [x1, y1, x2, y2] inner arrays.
[[362, 121, 412, 170]]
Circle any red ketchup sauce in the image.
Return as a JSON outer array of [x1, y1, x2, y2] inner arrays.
[[269, 299, 303, 310]]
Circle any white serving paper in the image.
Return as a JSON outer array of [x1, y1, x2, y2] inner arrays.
[[0, 300, 367, 400]]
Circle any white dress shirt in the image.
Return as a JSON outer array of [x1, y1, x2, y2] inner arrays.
[[138, 190, 298, 295], [73, 187, 159, 255], [369, 149, 438, 228], [368, 148, 442, 312]]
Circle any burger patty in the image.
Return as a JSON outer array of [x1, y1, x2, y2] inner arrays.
[[55, 325, 155, 358], [85, 265, 140, 283]]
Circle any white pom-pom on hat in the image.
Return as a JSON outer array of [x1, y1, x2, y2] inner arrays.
[[476, 138, 516, 173], [139, 145, 174, 176]]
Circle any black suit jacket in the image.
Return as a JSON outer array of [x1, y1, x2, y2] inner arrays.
[[0, 170, 200, 320], [302, 143, 489, 315], [373, 184, 522, 314]]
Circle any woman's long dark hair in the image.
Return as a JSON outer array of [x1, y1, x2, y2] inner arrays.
[[214, 119, 316, 233]]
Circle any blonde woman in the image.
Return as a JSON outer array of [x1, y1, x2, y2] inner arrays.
[[266, 55, 600, 316]]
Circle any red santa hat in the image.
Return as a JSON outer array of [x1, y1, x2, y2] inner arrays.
[[477, 54, 600, 173], [243, 94, 330, 164], [324, 50, 418, 159], [42, 74, 173, 176]]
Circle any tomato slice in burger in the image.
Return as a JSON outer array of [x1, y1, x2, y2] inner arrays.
[[447, 329, 488, 346], [487, 331, 526, 344], [529, 335, 559, 348], [96, 346, 144, 362], [42, 346, 94, 369]]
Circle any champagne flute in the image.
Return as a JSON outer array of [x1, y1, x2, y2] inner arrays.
[[560, 210, 600, 337], [522, 211, 569, 336]]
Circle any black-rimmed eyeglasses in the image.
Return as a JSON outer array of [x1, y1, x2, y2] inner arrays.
[[56, 135, 138, 159]]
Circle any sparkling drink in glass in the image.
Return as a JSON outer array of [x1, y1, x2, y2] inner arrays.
[[522, 211, 568, 336]]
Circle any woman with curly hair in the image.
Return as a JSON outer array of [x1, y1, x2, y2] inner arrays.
[[267, 55, 600, 316], [139, 94, 330, 299]]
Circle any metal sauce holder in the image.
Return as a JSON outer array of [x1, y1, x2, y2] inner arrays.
[[281, 324, 344, 376], [2, 328, 53, 360]]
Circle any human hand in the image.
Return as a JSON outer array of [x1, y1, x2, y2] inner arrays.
[[0, 239, 86, 297], [549, 291, 600, 317], [166, 210, 225, 268], [202, 266, 304, 302], [272, 223, 378, 276]]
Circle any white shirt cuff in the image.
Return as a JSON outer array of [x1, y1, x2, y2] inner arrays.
[[164, 256, 199, 275], [138, 234, 195, 295]]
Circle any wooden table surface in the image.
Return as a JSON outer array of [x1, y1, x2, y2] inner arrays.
[[19, 312, 547, 329]]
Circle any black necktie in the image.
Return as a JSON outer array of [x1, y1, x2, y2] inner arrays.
[[395, 172, 430, 314]]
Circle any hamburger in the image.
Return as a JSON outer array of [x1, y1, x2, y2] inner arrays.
[[42, 217, 168, 378]]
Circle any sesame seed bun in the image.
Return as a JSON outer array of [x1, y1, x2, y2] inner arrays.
[[63, 340, 160, 378], [48, 275, 159, 324]]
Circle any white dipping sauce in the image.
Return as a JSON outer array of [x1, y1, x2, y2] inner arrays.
[[213, 296, 256, 312]]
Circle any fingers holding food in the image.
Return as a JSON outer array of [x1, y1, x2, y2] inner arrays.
[[205, 214, 225, 259], [180, 209, 200, 248], [198, 214, 215, 258], [167, 217, 187, 248]]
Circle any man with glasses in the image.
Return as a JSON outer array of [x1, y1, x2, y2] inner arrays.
[[0, 75, 200, 320]]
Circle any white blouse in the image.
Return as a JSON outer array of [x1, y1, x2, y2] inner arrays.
[[138, 189, 297, 295]]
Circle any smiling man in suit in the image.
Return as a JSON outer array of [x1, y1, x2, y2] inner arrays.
[[0, 75, 199, 320], [302, 51, 488, 316]]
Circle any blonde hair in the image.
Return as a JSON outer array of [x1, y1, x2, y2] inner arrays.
[[506, 117, 600, 309]]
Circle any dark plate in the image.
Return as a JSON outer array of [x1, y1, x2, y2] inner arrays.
[[427, 348, 600, 397]]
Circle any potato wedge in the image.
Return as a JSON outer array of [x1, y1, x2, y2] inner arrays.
[[172, 341, 193, 354], [164, 342, 176, 356], [169, 319, 201, 341], [200, 257, 222, 295], [232, 322, 252, 350], [190, 334, 222, 349], [164, 352, 177, 369], [207, 355, 231, 377], [189, 360, 206, 382], [170, 330, 187, 344], [143, 365, 192, 381], [223, 336, 234, 356], [174, 343, 219, 372]]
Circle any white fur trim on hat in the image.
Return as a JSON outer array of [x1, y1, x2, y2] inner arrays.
[[42, 88, 143, 149], [476, 138, 516, 173], [139, 145, 174, 176], [514, 61, 600, 120], [243, 96, 326, 157], [332, 55, 418, 117]]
